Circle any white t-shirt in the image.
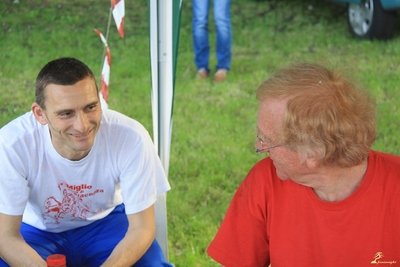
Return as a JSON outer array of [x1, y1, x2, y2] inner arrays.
[[0, 109, 170, 233]]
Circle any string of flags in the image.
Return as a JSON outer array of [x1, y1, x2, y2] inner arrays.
[[111, 0, 125, 38], [95, 0, 125, 108], [94, 28, 111, 109]]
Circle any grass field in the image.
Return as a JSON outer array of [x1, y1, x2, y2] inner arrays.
[[1, 0, 400, 266]]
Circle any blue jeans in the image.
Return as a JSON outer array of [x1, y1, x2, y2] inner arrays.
[[0, 204, 173, 267], [192, 0, 232, 72]]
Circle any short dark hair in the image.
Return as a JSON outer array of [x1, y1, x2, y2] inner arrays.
[[35, 57, 98, 109]]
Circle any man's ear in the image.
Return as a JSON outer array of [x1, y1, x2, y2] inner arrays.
[[31, 102, 48, 125], [305, 151, 320, 169]]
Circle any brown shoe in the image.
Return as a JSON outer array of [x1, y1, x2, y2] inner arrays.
[[213, 69, 228, 82], [196, 68, 209, 79]]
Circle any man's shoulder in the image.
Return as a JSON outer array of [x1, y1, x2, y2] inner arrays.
[[102, 109, 144, 129], [100, 109, 150, 141], [0, 111, 40, 142], [250, 157, 275, 177], [243, 157, 281, 190], [370, 150, 400, 166]]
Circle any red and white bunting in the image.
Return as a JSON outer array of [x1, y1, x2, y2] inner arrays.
[[94, 28, 111, 109], [111, 0, 125, 38]]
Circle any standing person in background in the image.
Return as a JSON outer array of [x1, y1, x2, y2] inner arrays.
[[207, 62, 400, 266], [0, 57, 173, 267], [192, 0, 232, 82]]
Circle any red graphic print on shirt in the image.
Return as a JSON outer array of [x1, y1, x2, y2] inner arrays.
[[43, 182, 104, 224]]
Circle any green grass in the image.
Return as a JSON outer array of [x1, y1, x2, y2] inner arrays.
[[1, 0, 400, 266]]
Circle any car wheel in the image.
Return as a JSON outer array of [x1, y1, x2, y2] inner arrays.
[[347, 0, 397, 39]]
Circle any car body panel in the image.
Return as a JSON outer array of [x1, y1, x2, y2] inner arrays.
[[381, 0, 400, 9], [328, 0, 400, 10]]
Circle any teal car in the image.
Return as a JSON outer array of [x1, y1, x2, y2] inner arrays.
[[329, 0, 400, 39]]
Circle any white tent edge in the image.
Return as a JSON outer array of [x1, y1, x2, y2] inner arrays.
[[150, 0, 182, 262]]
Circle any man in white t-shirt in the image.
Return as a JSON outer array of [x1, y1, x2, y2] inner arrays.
[[0, 57, 172, 267]]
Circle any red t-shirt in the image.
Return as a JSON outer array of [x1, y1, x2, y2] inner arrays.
[[207, 150, 400, 267]]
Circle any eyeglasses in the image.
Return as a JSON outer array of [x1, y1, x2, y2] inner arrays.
[[255, 135, 286, 154]]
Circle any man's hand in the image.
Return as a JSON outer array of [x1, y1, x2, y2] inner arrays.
[[0, 213, 46, 267], [101, 204, 156, 267]]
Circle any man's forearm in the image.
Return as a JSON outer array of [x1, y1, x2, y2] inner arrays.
[[100, 227, 154, 267], [0, 213, 46, 267], [0, 237, 46, 267]]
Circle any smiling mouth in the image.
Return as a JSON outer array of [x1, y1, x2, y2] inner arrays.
[[70, 128, 94, 138]]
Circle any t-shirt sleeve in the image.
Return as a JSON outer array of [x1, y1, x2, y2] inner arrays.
[[118, 124, 171, 214], [0, 137, 30, 215], [207, 168, 270, 267]]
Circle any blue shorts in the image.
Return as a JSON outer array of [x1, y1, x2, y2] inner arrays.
[[0, 204, 173, 267]]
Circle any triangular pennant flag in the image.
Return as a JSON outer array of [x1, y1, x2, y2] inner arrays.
[[94, 28, 111, 109], [111, 0, 125, 38]]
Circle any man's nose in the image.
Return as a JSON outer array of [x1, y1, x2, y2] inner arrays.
[[74, 112, 90, 132]]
